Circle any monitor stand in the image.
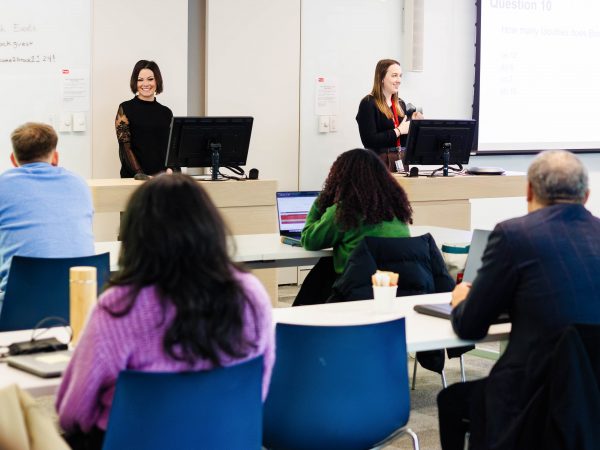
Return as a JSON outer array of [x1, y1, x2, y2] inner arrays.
[[430, 165, 463, 177], [182, 167, 225, 181]]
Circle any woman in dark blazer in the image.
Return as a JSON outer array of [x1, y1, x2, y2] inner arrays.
[[356, 59, 422, 172]]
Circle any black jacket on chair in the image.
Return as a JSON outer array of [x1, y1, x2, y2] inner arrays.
[[496, 323, 600, 450], [329, 234, 454, 302], [328, 234, 466, 373]]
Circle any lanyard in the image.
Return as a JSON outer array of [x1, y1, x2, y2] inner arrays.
[[390, 100, 401, 147], [391, 100, 400, 127]]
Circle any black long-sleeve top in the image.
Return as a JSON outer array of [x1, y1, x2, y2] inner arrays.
[[115, 96, 173, 178], [355, 95, 407, 153]]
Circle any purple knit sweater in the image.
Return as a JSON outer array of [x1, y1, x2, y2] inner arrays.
[[56, 271, 274, 433]]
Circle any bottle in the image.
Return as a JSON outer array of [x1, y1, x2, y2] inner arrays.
[[69, 266, 97, 346]]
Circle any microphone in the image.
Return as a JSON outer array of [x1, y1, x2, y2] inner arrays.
[[409, 167, 419, 177], [405, 103, 423, 119], [248, 168, 259, 180]]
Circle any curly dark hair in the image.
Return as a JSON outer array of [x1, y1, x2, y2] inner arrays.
[[106, 173, 257, 366], [317, 148, 413, 230]]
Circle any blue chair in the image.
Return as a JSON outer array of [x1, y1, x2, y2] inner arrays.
[[263, 319, 419, 450], [0, 253, 110, 331], [102, 356, 264, 450]]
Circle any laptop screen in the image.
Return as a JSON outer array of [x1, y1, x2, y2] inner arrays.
[[276, 191, 320, 236], [462, 229, 492, 283]]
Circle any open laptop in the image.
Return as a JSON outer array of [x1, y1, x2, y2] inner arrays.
[[6, 350, 72, 378], [413, 229, 509, 323], [276, 191, 319, 246]]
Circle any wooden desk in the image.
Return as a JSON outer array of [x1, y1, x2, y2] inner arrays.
[[88, 178, 278, 235], [394, 172, 526, 229], [89, 178, 279, 300]]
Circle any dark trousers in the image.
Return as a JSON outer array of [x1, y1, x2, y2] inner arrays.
[[437, 379, 487, 450], [292, 257, 337, 306]]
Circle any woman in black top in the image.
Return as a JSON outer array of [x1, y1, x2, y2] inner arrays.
[[115, 60, 173, 178], [356, 59, 422, 172]]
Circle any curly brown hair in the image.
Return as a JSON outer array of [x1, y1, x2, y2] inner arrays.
[[317, 148, 413, 230]]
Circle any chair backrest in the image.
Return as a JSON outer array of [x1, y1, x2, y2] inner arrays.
[[0, 253, 110, 331], [102, 356, 264, 450], [263, 318, 410, 450], [506, 323, 600, 450], [331, 234, 454, 302]]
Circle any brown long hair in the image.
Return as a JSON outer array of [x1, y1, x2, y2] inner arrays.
[[317, 149, 413, 230], [368, 59, 405, 120]]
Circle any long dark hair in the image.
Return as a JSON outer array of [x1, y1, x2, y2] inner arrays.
[[317, 148, 413, 230], [106, 174, 256, 365]]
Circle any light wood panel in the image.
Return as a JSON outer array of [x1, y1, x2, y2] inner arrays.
[[393, 172, 526, 230], [88, 178, 279, 304]]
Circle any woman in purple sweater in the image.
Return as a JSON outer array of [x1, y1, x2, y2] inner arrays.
[[56, 174, 275, 449]]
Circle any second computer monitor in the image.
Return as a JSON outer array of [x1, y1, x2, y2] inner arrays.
[[165, 116, 253, 171], [404, 119, 476, 169]]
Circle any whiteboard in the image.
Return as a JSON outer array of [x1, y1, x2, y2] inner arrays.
[[0, 0, 91, 176]]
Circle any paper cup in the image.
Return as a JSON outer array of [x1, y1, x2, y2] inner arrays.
[[372, 285, 397, 313]]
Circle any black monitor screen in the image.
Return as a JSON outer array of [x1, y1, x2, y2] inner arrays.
[[404, 119, 476, 167], [165, 116, 253, 169]]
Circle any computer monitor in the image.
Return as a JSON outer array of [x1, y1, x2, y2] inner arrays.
[[165, 116, 253, 179], [404, 119, 476, 176]]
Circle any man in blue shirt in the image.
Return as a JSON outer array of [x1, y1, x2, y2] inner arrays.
[[0, 122, 94, 311]]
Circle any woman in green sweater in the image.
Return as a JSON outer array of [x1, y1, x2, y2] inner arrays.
[[294, 148, 413, 305]]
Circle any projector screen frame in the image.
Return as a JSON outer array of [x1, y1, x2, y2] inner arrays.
[[472, 0, 600, 156]]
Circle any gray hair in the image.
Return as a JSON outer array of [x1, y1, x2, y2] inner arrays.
[[527, 150, 588, 204]]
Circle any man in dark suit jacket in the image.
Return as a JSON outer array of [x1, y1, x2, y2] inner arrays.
[[437, 150, 600, 450]]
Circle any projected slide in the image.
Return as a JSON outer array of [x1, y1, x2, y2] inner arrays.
[[477, 0, 600, 152]]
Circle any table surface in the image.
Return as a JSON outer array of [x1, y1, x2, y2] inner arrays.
[[273, 292, 511, 353], [0, 292, 510, 397], [95, 226, 473, 271], [2, 226, 482, 396]]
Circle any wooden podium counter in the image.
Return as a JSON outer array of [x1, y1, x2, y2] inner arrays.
[[88, 178, 279, 303], [88, 178, 278, 235], [393, 172, 526, 229]]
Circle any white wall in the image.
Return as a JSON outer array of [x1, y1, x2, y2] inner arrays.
[[298, 0, 600, 227], [299, 0, 477, 190], [86, 0, 600, 237], [91, 0, 189, 179], [91, 0, 188, 239], [204, 0, 300, 190], [299, 0, 403, 190]]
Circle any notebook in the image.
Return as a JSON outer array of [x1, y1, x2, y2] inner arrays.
[[413, 229, 509, 323], [276, 191, 319, 246], [6, 350, 72, 378]]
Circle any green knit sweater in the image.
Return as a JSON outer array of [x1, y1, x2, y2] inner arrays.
[[301, 202, 410, 274]]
